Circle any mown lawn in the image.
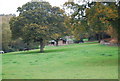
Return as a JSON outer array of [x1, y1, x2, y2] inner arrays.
[[1, 42, 118, 79]]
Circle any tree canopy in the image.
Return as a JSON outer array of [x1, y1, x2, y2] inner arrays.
[[64, 1, 119, 42], [10, 1, 67, 52]]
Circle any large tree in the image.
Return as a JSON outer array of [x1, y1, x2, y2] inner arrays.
[[86, 2, 118, 40], [10, 1, 66, 52]]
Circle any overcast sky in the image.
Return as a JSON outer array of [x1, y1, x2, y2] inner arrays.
[[0, 0, 68, 15]]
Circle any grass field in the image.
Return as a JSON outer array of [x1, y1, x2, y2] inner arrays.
[[2, 42, 118, 79]]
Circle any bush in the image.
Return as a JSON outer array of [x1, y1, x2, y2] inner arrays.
[[73, 39, 84, 43]]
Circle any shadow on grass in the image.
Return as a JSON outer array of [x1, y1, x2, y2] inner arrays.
[[9, 50, 40, 55], [8, 47, 70, 55], [44, 48, 70, 53]]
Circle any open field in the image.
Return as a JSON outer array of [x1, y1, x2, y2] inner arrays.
[[2, 42, 118, 79]]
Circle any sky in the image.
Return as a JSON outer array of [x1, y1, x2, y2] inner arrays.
[[0, 0, 68, 15]]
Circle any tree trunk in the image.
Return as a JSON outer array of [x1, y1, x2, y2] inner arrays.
[[55, 39, 59, 46], [40, 39, 45, 53], [26, 43, 29, 49], [101, 33, 104, 40], [98, 33, 101, 43]]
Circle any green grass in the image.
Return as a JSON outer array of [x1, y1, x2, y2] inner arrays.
[[2, 42, 118, 79]]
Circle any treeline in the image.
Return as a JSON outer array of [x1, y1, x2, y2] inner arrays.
[[64, 1, 119, 43], [1, 15, 39, 52]]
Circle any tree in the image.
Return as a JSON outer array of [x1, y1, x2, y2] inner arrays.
[[105, 2, 119, 39], [64, 1, 119, 43], [86, 2, 118, 42], [86, 2, 108, 41], [49, 7, 68, 46], [1, 15, 12, 52], [64, 1, 90, 40], [10, 1, 67, 52]]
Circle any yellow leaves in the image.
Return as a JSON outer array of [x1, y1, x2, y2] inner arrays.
[[52, 33, 61, 38], [99, 17, 107, 23], [64, 31, 67, 34], [87, 2, 118, 29], [106, 25, 117, 38], [103, 5, 118, 19], [85, 8, 90, 16], [96, 8, 100, 13], [55, 33, 60, 37], [40, 26, 48, 31]]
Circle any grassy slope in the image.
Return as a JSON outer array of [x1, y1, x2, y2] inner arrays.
[[2, 43, 118, 79]]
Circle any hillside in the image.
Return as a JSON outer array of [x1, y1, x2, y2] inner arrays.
[[2, 43, 118, 79]]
